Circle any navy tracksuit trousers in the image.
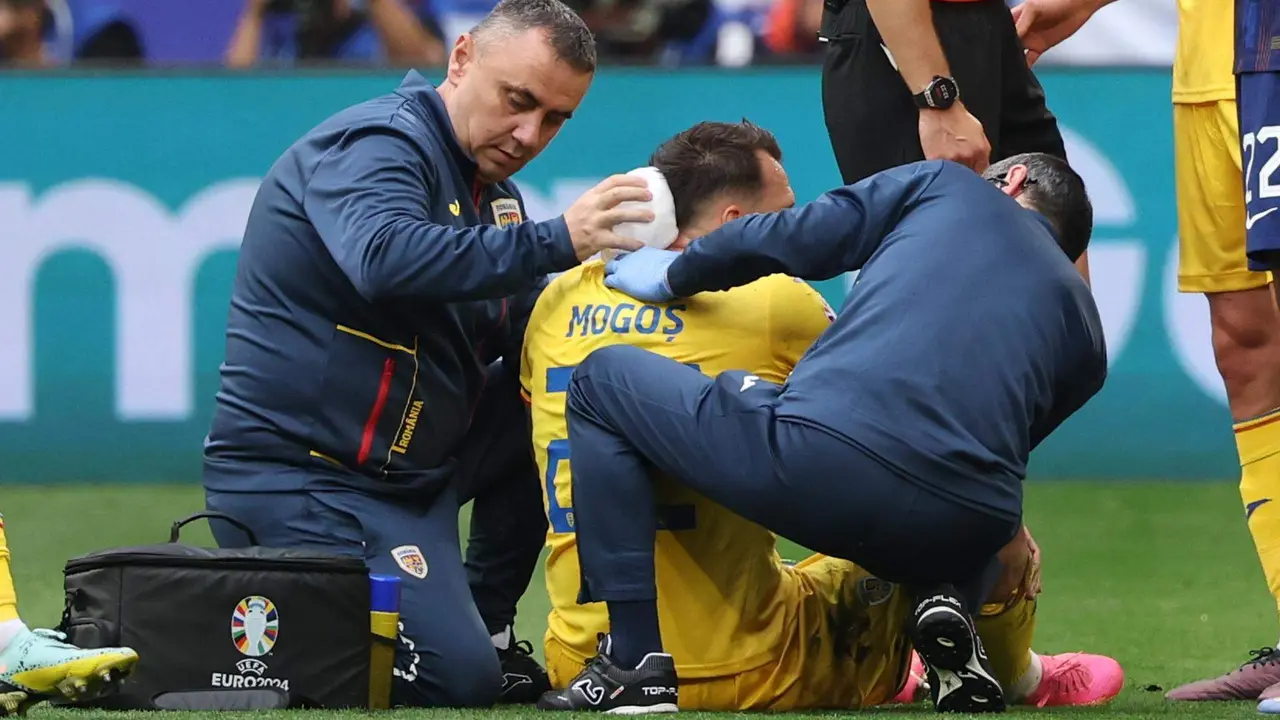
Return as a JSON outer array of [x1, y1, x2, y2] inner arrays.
[[566, 345, 1018, 612], [205, 366, 545, 708]]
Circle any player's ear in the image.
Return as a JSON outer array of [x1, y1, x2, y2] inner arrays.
[[719, 204, 743, 225], [1000, 164, 1030, 198], [448, 33, 475, 83]]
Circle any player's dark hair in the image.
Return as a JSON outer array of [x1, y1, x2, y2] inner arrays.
[[983, 152, 1093, 262], [472, 0, 597, 73], [649, 120, 783, 230]]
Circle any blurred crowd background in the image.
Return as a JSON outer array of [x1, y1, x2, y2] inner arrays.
[[0, 0, 1176, 70]]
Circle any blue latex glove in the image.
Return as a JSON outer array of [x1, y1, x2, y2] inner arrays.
[[604, 247, 679, 302]]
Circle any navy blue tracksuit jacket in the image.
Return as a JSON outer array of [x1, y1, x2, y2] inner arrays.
[[204, 70, 578, 498], [664, 159, 1108, 522]]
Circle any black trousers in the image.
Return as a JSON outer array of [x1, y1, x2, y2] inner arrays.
[[820, 0, 1066, 184]]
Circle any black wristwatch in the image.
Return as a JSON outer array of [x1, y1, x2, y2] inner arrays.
[[912, 75, 960, 110]]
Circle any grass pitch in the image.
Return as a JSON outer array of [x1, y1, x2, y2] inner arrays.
[[4, 480, 1276, 718]]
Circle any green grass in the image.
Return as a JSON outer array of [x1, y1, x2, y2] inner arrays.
[[4, 480, 1278, 718]]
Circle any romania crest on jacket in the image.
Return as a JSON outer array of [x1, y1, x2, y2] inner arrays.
[[491, 197, 524, 228]]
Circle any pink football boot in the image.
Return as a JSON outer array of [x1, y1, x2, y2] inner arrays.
[[1166, 648, 1280, 701], [891, 652, 928, 704], [1021, 652, 1124, 707]]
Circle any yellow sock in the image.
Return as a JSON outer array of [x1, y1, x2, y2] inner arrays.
[[975, 593, 1036, 692], [1236, 410, 1280, 620], [0, 515, 18, 623]]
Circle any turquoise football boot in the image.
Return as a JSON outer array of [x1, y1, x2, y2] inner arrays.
[[0, 628, 137, 715]]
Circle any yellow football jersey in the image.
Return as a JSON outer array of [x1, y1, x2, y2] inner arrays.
[[1173, 0, 1236, 103], [520, 260, 833, 680]]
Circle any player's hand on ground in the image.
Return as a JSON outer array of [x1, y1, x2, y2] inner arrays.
[[604, 247, 679, 302], [563, 175, 654, 261], [1011, 0, 1106, 67], [919, 104, 991, 174]]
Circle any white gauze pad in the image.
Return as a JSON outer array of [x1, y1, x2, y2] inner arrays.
[[613, 166, 679, 249]]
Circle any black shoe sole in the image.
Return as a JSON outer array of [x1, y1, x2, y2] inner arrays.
[[915, 604, 1005, 714], [915, 603, 975, 671]]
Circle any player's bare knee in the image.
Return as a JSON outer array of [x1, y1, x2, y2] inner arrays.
[[1207, 289, 1280, 394]]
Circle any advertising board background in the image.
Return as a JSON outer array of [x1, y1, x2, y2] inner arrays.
[[0, 68, 1227, 482]]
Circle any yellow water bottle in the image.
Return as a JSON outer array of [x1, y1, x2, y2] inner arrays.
[[369, 574, 401, 709]]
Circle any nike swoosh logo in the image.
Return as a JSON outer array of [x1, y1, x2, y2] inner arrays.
[[1247, 207, 1278, 229], [1248, 498, 1272, 520]]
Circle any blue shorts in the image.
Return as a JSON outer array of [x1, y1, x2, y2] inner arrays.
[[1240, 72, 1280, 271]]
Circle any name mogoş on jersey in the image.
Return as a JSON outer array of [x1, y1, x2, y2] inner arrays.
[[567, 303, 686, 341]]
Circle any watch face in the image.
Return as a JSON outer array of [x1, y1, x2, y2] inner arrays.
[[932, 78, 958, 106]]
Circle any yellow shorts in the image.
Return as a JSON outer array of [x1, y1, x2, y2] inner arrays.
[[1175, 100, 1272, 293], [545, 555, 913, 711]]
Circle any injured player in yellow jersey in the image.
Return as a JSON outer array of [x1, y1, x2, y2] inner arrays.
[[519, 120, 1124, 711]]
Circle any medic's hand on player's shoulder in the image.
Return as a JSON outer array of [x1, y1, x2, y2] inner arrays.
[[603, 247, 679, 303]]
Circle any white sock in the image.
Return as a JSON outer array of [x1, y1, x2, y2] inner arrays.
[[0, 619, 27, 652], [1008, 651, 1044, 702], [491, 625, 512, 651]]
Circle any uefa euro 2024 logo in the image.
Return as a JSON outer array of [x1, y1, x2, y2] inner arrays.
[[231, 595, 279, 658], [211, 595, 289, 691]]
